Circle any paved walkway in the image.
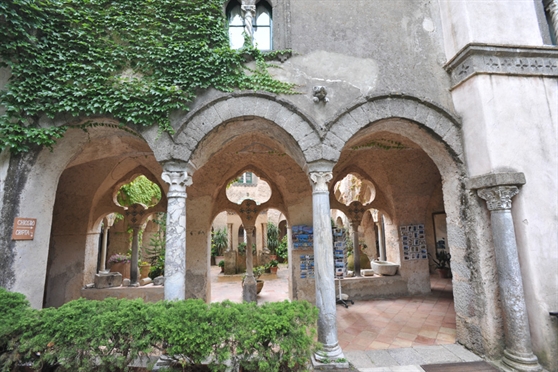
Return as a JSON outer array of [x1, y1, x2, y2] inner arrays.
[[210, 266, 493, 371]]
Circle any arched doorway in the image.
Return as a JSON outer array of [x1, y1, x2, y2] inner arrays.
[[43, 126, 165, 307]]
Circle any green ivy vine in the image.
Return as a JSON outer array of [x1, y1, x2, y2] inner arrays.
[[0, 0, 296, 153]]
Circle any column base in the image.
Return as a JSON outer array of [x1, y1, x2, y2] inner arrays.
[[313, 343, 348, 369], [501, 349, 542, 372], [242, 275, 257, 302]]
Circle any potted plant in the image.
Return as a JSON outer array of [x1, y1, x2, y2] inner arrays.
[[430, 250, 451, 278], [139, 261, 151, 279], [218, 260, 225, 273], [108, 253, 131, 279], [212, 228, 228, 265], [242, 265, 266, 294], [276, 235, 288, 263], [266, 222, 279, 260], [266, 259, 279, 274]]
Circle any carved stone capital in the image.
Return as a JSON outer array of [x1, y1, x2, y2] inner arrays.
[[162, 170, 192, 199], [478, 186, 520, 211], [310, 171, 333, 193]]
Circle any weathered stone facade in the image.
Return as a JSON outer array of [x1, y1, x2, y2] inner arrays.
[[0, 1, 556, 370]]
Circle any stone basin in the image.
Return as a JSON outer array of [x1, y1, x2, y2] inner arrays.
[[371, 260, 399, 276]]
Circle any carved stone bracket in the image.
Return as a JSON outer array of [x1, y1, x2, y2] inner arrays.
[[238, 199, 261, 224], [125, 204, 147, 227], [347, 201, 367, 224], [477, 186, 520, 211], [445, 44, 558, 88], [310, 171, 333, 193]]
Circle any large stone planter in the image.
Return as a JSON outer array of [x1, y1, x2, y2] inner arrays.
[[110, 262, 130, 279], [371, 260, 399, 276]]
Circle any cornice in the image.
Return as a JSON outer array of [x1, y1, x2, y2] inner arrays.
[[444, 44, 558, 89]]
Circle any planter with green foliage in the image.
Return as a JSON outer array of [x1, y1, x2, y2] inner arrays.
[[0, 287, 318, 372]]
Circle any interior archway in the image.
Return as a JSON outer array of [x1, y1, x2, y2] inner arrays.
[[43, 127, 164, 307]]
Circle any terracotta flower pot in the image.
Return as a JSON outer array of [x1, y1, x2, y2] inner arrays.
[[139, 264, 151, 279], [270, 266, 278, 275], [110, 262, 130, 279]]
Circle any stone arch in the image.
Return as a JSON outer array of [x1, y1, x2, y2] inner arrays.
[[324, 94, 464, 165], [170, 93, 322, 168]]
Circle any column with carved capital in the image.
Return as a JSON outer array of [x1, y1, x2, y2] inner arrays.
[[477, 185, 541, 372], [243, 225, 257, 302], [310, 171, 345, 362], [162, 162, 192, 300]]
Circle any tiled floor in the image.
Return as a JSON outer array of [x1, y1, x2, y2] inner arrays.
[[211, 266, 456, 352], [336, 275, 456, 351]]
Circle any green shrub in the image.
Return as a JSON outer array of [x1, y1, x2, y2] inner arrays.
[[0, 289, 318, 372], [18, 298, 154, 371], [0, 288, 37, 371]]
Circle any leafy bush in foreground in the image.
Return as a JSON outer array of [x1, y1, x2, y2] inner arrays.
[[0, 289, 318, 372]]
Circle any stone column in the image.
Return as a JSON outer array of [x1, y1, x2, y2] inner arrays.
[[243, 225, 257, 302], [130, 225, 140, 286], [310, 171, 345, 362], [350, 221, 361, 276], [99, 213, 116, 272], [162, 163, 192, 300], [377, 215, 386, 261], [544, 0, 558, 39], [125, 204, 146, 287], [469, 173, 541, 372]]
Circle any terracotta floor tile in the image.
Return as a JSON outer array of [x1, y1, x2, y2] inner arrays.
[[391, 337, 414, 347], [414, 335, 438, 345], [439, 327, 457, 336], [375, 333, 396, 344], [396, 332, 418, 341], [418, 329, 439, 338], [436, 332, 456, 343], [370, 341, 391, 349]]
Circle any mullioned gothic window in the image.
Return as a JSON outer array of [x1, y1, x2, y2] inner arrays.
[[227, 0, 272, 50]]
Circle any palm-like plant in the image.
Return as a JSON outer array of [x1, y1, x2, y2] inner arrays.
[[266, 222, 279, 255], [212, 228, 228, 256]]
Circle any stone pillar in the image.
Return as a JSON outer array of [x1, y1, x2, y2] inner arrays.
[[350, 221, 361, 276], [125, 205, 146, 287], [310, 170, 345, 362], [162, 162, 192, 300], [130, 225, 140, 286], [243, 225, 257, 302], [544, 0, 558, 39], [348, 202, 366, 277], [470, 173, 541, 372], [377, 215, 386, 261], [99, 213, 116, 272]]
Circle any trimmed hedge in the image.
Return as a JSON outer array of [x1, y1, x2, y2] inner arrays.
[[0, 288, 318, 372]]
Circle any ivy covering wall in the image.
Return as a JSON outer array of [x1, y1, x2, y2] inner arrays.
[[0, 0, 294, 153]]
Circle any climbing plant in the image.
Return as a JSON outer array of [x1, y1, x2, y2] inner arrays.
[[0, 0, 295, 153]]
